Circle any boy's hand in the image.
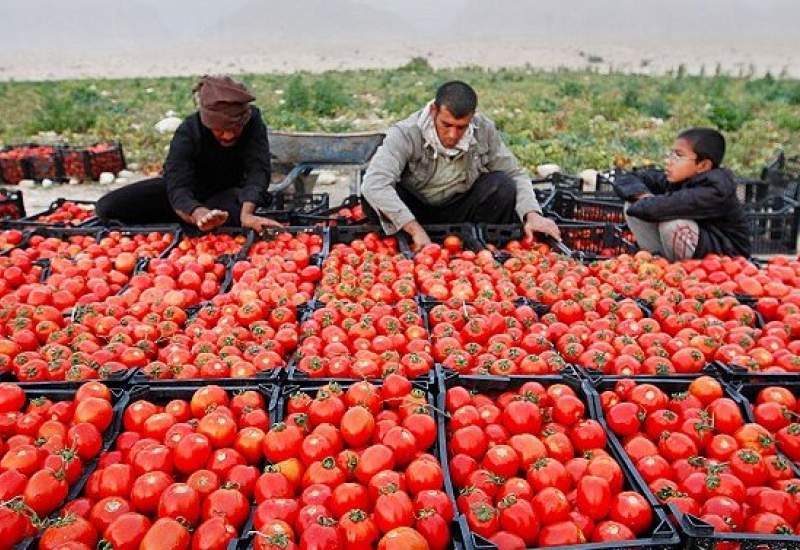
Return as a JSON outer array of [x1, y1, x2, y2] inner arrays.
[[635, 193, 654, 201]]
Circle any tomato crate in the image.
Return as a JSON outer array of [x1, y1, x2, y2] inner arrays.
[[31, 384, 274, 550], [546, 189, 626, 225], [10, 384, 129, 550], [20, 198, 98, 227], [59, 146, 93, 181], [286, 299, 436, 388], [330, 223, 407, 249], [96, 224, 182, 259], [0, 147, 29, 184], [264, 380, 466, 550], [0, 187, 26, 219], [86, 141, 126, 180], [435, 367, 681, 550], [179, 226, 256, 261], [252, 225, 330, 265], [293, 194, 368, 226], [745, 195, 800, 255], [476, 223, 573, 258], [556, 219, 638, 261], [585, 376, 800, 549]]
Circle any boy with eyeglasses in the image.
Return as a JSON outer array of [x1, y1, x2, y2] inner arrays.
[[613, 128, 751, 260]]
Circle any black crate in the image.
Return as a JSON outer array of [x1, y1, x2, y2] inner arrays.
[[0, 187, 26, 219], [13, 384, 128, 550], [762, 149, 800, 202], [59, 146, 93, 181], [745, 195, 799, 254], [555, 219, 638, 260], [587, 376, 800, 549], [25, 147, 62, 181], [437, 369, 681, 550], [547, 190, 626, 224], [476, 223, 572, 257], [0, 147, 29, 184], [86, 141, 126, 180], [256, 192, 331, 222], [21, 198, 97, 226]]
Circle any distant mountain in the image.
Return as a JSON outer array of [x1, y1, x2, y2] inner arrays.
[[0, 0, 173, 51]]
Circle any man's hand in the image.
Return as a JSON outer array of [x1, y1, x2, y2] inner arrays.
[[402, 220, 432, 252], [634, 193, 654, 201], [192, 207, 229, 232], [241, 213, 283, 232], [524, 211, 561, 242]]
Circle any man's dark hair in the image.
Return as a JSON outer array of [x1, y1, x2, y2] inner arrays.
[[434, 81, 478, 118], [678, 127, 726, 168]]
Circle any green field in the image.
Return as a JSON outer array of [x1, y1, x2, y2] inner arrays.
[[1, 59, 798, 177]]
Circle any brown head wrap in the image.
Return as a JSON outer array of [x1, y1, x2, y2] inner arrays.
[[193, 75, 255, 130]]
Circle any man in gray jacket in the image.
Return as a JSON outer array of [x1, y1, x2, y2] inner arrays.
[[362, 81, 560, 250]]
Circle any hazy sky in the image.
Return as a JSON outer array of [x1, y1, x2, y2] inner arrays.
[[2, 0, 798, 51], [1, 0, 797, 80]]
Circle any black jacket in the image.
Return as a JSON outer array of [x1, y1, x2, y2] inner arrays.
[[614, 168, 751, 258], [164, 106, 271, 215]]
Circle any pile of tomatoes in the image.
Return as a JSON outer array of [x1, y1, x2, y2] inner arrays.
[[445, 380, 655, 547], [0, 381, 116, 547], [294, 298, 432, 379], [600, 376, 800, 537], [33, 202, 96, 226], [316, 232, 415, 304], [37, 384, 267, 549], [254, 375, 449, 550]]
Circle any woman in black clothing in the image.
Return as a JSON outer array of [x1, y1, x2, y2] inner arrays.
[[96, 75, 280, 232]]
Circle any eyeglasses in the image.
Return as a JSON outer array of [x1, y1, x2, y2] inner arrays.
[[665, 150, 697, 163]]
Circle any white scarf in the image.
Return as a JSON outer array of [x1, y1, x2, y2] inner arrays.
[[417, 100, 474, 159]]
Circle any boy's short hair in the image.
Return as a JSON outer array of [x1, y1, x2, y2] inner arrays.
[[678, 128, 726, 168], [435, 81, 478, 118]]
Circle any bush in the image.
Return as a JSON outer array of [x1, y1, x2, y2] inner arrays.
[[311, 77, 350, 117], [26, 85, 108, 134], [708, 99, 752, 131], [284, 76, 310, 112]]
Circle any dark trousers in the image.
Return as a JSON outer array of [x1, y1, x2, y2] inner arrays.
[[95, 177, 243, 226], [365, 171, 519, 226]]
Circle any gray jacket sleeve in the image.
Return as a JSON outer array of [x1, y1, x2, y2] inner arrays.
[[361, 126, 416, 235], [484, 121, 541, 220]]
